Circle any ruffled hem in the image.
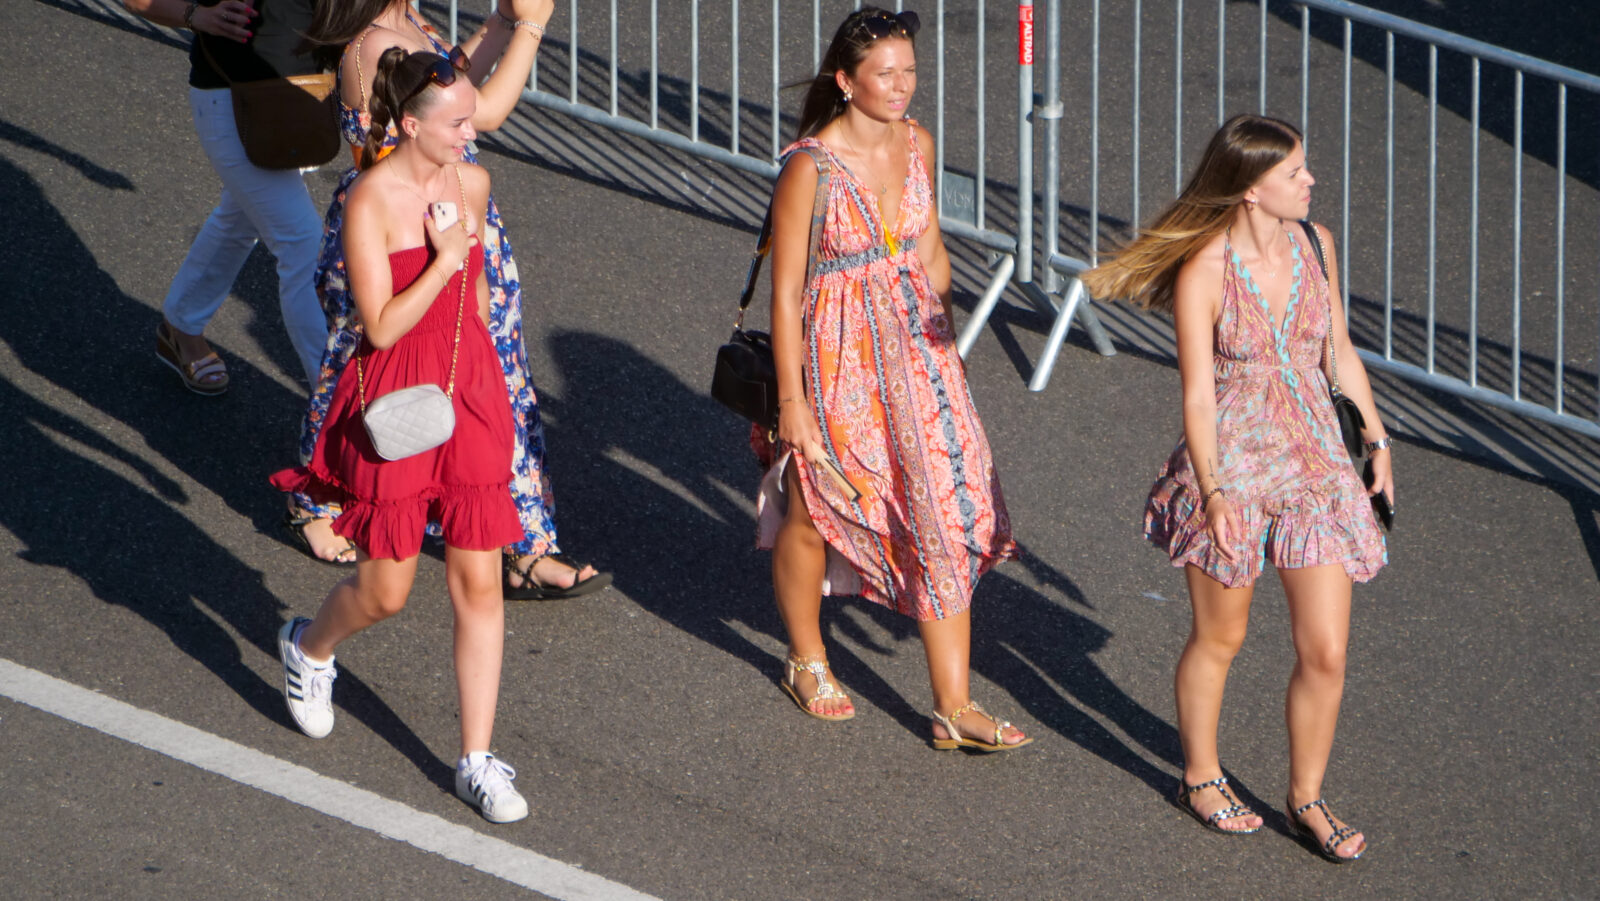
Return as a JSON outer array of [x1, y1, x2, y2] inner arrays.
[[1144, 475, 1386, 589], [270, 466, 520, 561]]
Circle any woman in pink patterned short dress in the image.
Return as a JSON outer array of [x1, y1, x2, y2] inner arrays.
[[753, 8, 1024, 752], [1083, 115, 1390, 861]]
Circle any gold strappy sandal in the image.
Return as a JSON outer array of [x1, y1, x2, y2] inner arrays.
[[930, 701, 1033, 752], [780, 654, 855, 722]]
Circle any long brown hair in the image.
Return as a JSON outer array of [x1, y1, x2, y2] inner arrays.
[[306, 0, 397, 46], [1080, 114, 1303, 313], [795, 7, 920, 140], [360, 48, 450, 168]]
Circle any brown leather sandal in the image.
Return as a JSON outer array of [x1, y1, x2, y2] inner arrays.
[[156, 322, 229, 396]]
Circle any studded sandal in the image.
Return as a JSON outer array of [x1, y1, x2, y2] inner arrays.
[[502, 553, 612, 601], [930, 701, 1033, 752], [1174, 776, 1262, 834], [780, 654, 855, 721], [1287, 797, 1366, 862]]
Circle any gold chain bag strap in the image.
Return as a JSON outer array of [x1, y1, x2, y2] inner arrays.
[[357, 166, 470, 461], [198, 33, 340, 170]]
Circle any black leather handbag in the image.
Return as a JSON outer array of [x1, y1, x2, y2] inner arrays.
[[711, 149, 830, 432], [1299, 220, 1365, 460], [1301, 221, 1392, 529]]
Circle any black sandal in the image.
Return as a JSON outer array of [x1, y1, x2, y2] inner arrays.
[[1174, 776, 1261, 835], [282, 511, 358, 566], [502, 553, 612, 601], [1287, 797, 1366, 862]]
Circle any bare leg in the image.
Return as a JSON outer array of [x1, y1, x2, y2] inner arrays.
[[298, 552, 418, 661], [772, 460, 851, 717], [1175, 564, 1263, 831], [1280, 563, 1364, 858], [921, 611, 1026, 745], [447, 546, 505, 756]]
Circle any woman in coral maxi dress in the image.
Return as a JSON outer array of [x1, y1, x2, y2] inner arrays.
[[755, 8, 1026, 752], [268, 49, 530, 825]]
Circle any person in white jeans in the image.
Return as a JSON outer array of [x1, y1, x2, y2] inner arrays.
[[162, 86, 326, 390], [127, 0, 327, 393]]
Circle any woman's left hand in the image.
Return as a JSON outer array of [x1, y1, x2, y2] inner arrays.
[[1366, 447, 1395, 506], [499, 0, 554, 26]]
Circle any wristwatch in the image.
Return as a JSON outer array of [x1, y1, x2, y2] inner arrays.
[[1363, 436, 1392, 452]]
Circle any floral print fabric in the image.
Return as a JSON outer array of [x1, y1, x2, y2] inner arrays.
[[755, 125, 1017, 622], [1143, 227, 1387, 588]]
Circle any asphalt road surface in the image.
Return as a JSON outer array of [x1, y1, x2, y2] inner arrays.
[[2, 2, 1595, 899]]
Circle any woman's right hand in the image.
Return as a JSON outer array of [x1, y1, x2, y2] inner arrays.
[[777, 398, 826, 467], [193, 0, 255, 42], [1203, 492, 1243, 565], [424, 207, 475, 274]]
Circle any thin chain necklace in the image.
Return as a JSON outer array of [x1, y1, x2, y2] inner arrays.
[[386, 156, 442, 206], [1230, 226, 1290, 280], [838, 120, 889, 196]]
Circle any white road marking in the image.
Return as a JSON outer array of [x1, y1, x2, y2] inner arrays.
[[0, 659, 660, 901]]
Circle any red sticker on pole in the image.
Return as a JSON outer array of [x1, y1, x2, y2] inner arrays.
[[1018, 2, 1035, 66]]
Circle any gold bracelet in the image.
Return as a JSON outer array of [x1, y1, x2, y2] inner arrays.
[[182, 1, 199, 29]]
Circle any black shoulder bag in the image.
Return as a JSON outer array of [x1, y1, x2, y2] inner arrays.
[[710, 148, 830, 433], [1299, 220, 1392, 530], [1298, 220, 1364, 460]]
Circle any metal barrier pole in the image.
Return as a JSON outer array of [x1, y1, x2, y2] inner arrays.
[[1028, 0, 1115, 391], [1016, 1, 1035, 288]]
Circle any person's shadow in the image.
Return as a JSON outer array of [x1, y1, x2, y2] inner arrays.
[[537, 329, 1182, 792], [0, 129, 455, 793]]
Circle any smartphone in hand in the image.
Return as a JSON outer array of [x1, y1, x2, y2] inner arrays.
[[429, 201, 459, 231], [1362, 459, 1394, 531], [818, 456, 862, 503]]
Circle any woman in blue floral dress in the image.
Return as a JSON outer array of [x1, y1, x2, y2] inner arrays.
[[289, 0, 608, 600]]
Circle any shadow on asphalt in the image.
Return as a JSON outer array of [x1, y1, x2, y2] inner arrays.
[[537, 329, 1184, 793], [0, 134, 456, 794]]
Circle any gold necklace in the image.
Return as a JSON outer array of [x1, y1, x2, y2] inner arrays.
[[838, 121, 889, 196], [386, 156, 441, 206]]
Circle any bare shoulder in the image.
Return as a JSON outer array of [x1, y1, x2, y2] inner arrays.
[[1309, 221, 1337, 254], [455, 161, 489, 191], [777, 147, 822, 191], [909, 121, 934, 153], [343, 167, 392, 232], [1177, 232, 1227, 286]]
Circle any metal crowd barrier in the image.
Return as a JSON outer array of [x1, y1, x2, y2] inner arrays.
[[442, 1, 1600, 442], [444, 0, 1049, 337], [1020, 0, 1600, 441]]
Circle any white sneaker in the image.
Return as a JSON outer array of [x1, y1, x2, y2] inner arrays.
[[277, 617, 336, 739], [455, 753, 529, 824]]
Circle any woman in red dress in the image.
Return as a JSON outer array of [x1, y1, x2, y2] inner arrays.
[[268, 48, 528, 824]]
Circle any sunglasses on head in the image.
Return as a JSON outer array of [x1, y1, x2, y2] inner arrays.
[[399, 46, 471, 109], [856, 9, 920, 41]]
